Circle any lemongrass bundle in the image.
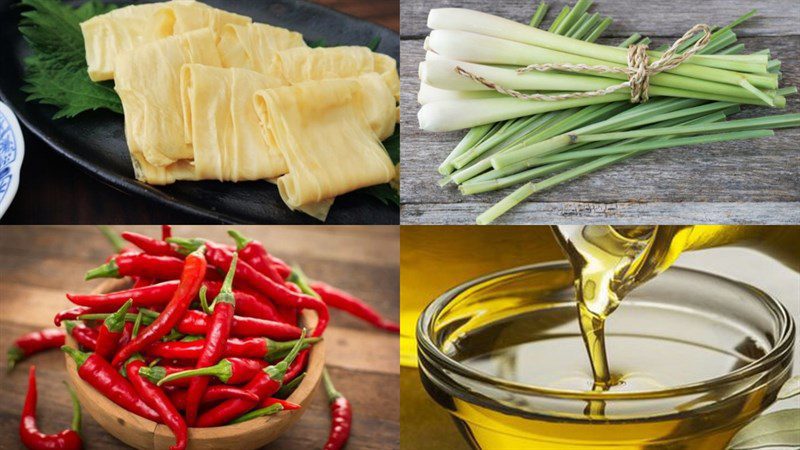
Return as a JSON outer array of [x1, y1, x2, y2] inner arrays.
[[416, 1, 797, 224]]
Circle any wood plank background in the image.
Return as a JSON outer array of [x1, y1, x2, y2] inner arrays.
[[399, 0, 800, 224], [0, 226, 399, 449]]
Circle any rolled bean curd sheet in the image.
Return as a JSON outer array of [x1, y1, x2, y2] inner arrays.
[[254, 77, 395, 210], [114, 28, 223, 169], [81, 0, 249, 81]]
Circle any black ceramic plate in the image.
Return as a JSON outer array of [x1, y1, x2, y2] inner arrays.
[[0, 0, 399, 224]]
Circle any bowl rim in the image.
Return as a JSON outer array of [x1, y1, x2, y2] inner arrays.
[[64, 277, 324, 445], [416, 261, 796, 401], [0, 100, 24, 219]]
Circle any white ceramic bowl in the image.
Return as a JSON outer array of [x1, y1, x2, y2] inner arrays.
[[0, 101, 24, 218]]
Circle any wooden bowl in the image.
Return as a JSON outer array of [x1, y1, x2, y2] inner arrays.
[[64, 279, 325, 450]]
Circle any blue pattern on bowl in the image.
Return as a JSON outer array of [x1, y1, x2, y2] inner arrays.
[[0, 113, 17, 205], [0, 101, 23, 218]]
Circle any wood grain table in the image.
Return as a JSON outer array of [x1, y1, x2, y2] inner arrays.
[[0, 0, 399, 224], [0, 226, 399, 449], [400, 0, 800, 224]]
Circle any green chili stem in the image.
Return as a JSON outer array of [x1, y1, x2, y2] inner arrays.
[[229, 404, 283, 424], [64, 381, 82, 433]]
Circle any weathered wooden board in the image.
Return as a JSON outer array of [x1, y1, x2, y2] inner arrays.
[[399, 0, 800, 224], [0, 226, 399, 450]]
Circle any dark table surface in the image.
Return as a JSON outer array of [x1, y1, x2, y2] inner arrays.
[[1, 0, 399, 224]]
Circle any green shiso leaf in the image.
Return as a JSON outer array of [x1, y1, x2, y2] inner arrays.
[[19, 0, 122, 118]]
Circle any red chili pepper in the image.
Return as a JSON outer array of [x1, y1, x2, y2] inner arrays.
[[259, 397, 301, 410], [66, 281, 179, 310], [194, 330, 310, 427], [312, 282, 400, 333], [322, 368, 352, 450], [126, 358, 187, 450], [112, 247, 207, 367], [146, 336, 319, 362], [54, 307, 94, 327], [176, 310, 302, 339], [84, 254, 186, 281], [20, 366, 83, 450], [270, 256, 291, 279], [122, 232, 181, 257], [61, 346, 160, 422], [8, 329, 66, 371], [228, 230, 283, 283], [284, 350, 308, 383], [183, 254, 239, 425], [203, 282, 281, 322], [117, 322, 135, 349], [64, 321, 98, 351], [171, 240, 328, 337], [169, 385, 259, 410], [132, 277, 154, 288], [162, 225, 173, 241], [94, 300, 132, 359]]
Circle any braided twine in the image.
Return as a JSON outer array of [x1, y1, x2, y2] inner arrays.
[[454, 24, 711, 103]]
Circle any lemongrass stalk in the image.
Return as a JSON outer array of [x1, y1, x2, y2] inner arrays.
[[491, 100, 733, 167], [452, 102, 626, 169], [714, 9, 757, 37], [418, 92, 629, 132], [548, 6, 570, 32], [565, 12, 591, 37], [438, 123, 493, 175], [618, 33, 641, 48], [554, 0, 592, 35], [463, 111, 731, 194], [476, 128, 774, 224], [718, 43, 746, 55], [497, 102, 632, 155], [768, 59, 781, 73], [417, 83, 501, 104], [777, 86, 796, 96], [584, 17, 612, 42], [448, 110, 584, 184], [698, 31, 737, 55], [426, 30, 778, 91], [575, 114, 800, 142], [420, 57, 773, 104], [461, 160, 581, 194], [427, 8, 769, 74], [472, 108, 735, 183], [569, 13, 601, 40], [449, 99, 694, 184], [529, 2, 549, 27], [451, 114, 558, 169]]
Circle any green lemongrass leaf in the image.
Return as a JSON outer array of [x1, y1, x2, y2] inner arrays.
[[584, 17, 612, 43], [727, 409, 800, 449], [554, 0, 592, 35], [529, 2, 549, 27], [778, 376, 800, 400], [20, 0, 122, 118], [548, 6, 570, 32], [619, 33, 642, 48]]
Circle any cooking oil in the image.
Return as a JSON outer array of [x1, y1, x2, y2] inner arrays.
[[553, 225, 798, 390], [408, 226, 797, 450]]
